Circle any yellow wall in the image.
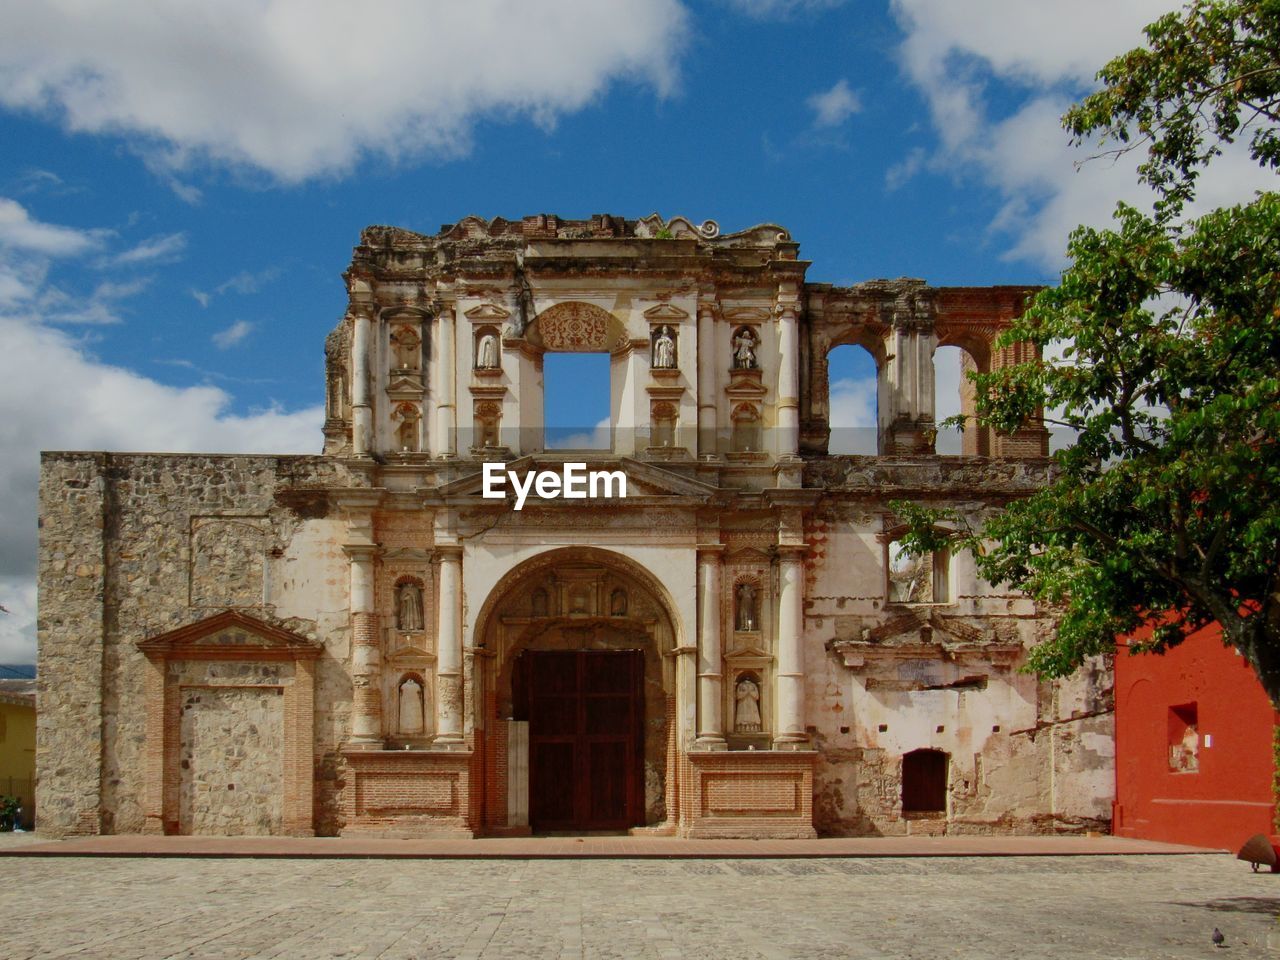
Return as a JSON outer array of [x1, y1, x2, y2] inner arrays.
[[0, 699, 36, 827]]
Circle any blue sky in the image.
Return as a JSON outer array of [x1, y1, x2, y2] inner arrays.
[[7, 0, 1256, 662]]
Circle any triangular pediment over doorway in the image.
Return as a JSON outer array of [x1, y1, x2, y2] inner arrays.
[[137, 609, 323, 661]]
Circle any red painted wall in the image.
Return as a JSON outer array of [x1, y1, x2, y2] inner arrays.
[[1114, 622, 1278, 850]]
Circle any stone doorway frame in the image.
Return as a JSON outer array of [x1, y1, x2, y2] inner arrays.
[[470, 546, 684, 834], [136, 609, 322, 837]]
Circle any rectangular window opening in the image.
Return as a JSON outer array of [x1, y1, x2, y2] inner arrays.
[[544, 353, 611, 450], [1168, 702, 1199, 773]]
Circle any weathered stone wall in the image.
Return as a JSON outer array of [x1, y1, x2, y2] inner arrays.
[[801, 487, 1115, 836], [37, 454, 108, 837], [38, 452, 363, 838]]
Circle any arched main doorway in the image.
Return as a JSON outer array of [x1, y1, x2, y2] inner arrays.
[[472, 547, 680, 833]]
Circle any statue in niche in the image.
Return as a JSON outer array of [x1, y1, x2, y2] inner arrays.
[[397, 581, 424, 631], [392, 329, 419, 370], [735, 581, 759, 632], [735, 676, 762, 732], [531, 588, 549, 618], [610, 587, 628, 616], [398, 677, 425, 735], [569, 585, 589, 614], [732, 327, 758, 369], [476, 332, 499, 369], [652, 326, 676, 369]]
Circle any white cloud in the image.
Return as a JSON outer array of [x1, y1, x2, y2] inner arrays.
[[0, 317, 323, 663], [721, 0, 847, 17], [547, 416, 612, 451], [217, 268, 280, 297], [888, 0, 1276, 268], [828, 375, 878, 454], [212, 319, 254, 349], [885, 146, 926, 191], [0, 1, 687, 182], [808, 79, 862, 128], [99, 232, 187, 267], [194, 267, 281, 308], [0, 197, 106, 256]]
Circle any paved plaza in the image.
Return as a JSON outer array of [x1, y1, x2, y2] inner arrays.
[[2, 837, 1278, 959]]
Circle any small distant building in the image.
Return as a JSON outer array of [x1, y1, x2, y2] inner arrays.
[[0, 678, 36, 830], [1113, 623, 1277, 850]]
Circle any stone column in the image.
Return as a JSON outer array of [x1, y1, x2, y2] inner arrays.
[[774, 546, 808, 747], [434, 545, 464, 746], [351, 307, 373, 457], [697, 303, 717, 457], [345, 543, 382, 747], [434, 305, 457, 458], [694, 545, 726, 749], [776, 307, 800, 457]]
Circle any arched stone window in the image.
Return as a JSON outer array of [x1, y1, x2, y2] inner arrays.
[[933, 343, 989, 455], [827, 343, 880, 455], [902, 748, 948, 814]]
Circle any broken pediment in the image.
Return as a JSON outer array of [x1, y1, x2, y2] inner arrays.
[[831, 611, 1021, 669], [137, 610, 323, 661], [464, 303, 512, 322], [643, 303, 690, 322]]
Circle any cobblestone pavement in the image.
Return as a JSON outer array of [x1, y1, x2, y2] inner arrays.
[[1, 851, 1277, 959]]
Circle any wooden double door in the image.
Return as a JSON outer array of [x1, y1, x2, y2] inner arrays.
[[515, 649, 645, 832]]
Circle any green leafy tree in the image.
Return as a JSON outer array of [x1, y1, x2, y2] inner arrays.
[[895, 0, 1280, 703]]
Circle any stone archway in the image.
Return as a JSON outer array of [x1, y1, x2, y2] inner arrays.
[[472, 547, 681, 833]]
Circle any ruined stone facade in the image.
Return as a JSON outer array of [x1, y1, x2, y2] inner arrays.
[[37, 214, 1113, 838]]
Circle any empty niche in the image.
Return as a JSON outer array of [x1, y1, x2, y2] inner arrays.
[[474, 400, 502, 449], [651, 401, 677, 448], [731, 403, 761, 453], [733, 578, 761, 632], [393, 402, 421, 453], [390, 326, 421, 371]]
